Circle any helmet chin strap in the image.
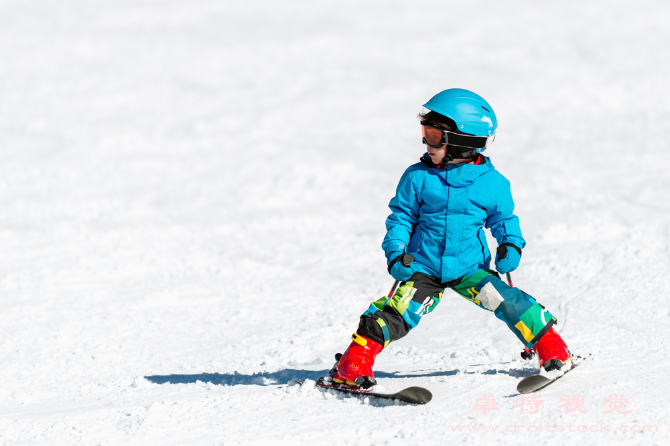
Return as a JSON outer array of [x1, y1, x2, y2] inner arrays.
[[445, 145, 478, 161]]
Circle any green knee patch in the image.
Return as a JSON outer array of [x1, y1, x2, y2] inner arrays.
[[385, 281, 416, 316]]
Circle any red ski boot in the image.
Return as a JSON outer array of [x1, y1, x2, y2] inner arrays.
[[331, 333, 383, 389], [532, 327, 571, 372]]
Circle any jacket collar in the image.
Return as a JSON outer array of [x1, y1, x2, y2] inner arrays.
[[419, 153, 494, 187]]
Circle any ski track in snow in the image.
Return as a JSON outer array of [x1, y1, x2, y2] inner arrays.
[[1, 0, 670, 445]]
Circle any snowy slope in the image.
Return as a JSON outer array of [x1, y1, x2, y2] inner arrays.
[[1, 0, 670, 444]]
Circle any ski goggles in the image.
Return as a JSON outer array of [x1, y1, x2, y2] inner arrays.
[[421, 121, 495, 150]]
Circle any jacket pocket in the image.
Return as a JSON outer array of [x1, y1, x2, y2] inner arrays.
[[409, 229, 425, 253], [417, 231, 426, 253]]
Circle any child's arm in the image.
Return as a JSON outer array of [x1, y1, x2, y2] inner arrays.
[[381, 170, 420, 263], [484, 178, 526, 251]]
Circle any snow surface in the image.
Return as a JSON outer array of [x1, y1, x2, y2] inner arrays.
[[1, 0, 670, 444]]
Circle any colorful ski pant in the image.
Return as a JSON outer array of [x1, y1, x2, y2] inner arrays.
[[358, 270, 556, 349]]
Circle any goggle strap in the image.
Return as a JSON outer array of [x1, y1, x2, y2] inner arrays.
[[445, 132, 491, 150]]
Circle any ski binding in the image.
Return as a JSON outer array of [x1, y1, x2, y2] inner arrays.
[[517, 354, 591, 394]]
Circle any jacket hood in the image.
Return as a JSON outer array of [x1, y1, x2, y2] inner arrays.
[[420, 153, 495, 188]]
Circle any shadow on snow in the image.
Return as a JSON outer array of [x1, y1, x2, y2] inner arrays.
[[145, 366, 533, 386]]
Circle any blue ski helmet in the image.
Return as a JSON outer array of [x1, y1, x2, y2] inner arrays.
[[423, 88, 497, 137]]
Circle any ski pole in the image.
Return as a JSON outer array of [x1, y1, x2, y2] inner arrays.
[[506, 272, 514, 288], [387, 281, 399, 298], [386, 254, 414, 298]]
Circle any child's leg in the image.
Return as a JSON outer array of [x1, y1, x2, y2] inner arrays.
[[330, 272, 445, 387], [451, 269, 557, 349], [357, 273, 444, 348]]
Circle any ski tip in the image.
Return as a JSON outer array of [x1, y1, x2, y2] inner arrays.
[[398, 386, 433, 404], [516, 375, 551, 394]]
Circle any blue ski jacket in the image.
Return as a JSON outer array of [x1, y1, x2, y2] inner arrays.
[[382, 155, 525, 283]]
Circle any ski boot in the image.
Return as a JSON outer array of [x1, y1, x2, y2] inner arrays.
[[327, 333, 383, 389], [531, 327, 572, 372]]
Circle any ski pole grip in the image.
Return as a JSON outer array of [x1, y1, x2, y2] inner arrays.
[[387, 254, 415, 297], [387, 253, 415, 273]]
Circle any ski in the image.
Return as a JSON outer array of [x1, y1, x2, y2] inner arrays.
[[517, 354, 590, 394], [295, 379, 432, 405]]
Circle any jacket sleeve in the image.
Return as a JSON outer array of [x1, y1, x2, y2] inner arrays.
[[484, 176, 526, 250], [381, 169, 420, 262]]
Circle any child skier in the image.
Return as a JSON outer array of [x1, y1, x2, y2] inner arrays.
[[327, 88, 571, 389]]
